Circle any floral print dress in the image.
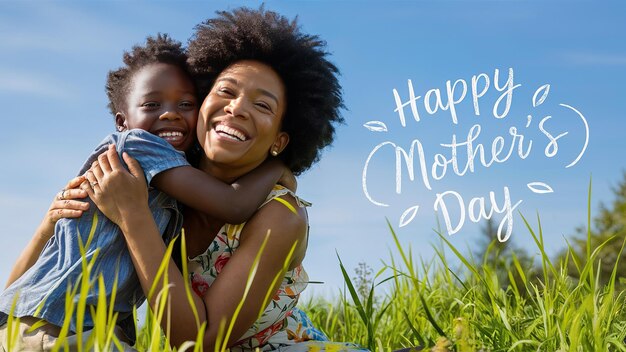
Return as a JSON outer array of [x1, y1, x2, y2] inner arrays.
[[188, 186, 366, 351]]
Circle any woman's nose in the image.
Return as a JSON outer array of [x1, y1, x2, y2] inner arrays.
[[224, 98, 250, 119]]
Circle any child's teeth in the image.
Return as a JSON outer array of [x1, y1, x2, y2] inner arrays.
[[159, 132, 183, 138]]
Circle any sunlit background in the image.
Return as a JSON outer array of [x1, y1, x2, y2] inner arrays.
[[1, 1, 625, 300]]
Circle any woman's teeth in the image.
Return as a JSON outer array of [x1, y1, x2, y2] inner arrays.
[[215, 125, 247, 141]]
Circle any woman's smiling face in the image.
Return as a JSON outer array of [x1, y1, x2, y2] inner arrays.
[[197, 60, 289, 178]]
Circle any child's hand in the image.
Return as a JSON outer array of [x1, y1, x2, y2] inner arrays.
[[278, 167, 297, 192], [37, 176, 90, 241], [82, 144, 149, 227]]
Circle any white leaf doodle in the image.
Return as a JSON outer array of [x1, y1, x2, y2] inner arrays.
[[532, 84, 550, 107], [363, 120, 388, 132], [527, 182, 554, 194], [399, 205, 419, 228]]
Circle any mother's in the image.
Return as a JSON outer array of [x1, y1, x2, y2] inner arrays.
[[88, 7, 356, 351]]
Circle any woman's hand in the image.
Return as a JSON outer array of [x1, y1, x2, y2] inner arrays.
[[82, 144, 149, 227], [37, 175, 90, 241]]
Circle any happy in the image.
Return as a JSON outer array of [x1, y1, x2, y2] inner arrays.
[[392, 67, 521, 125]]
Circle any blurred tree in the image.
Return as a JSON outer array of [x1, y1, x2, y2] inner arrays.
[[474, 218, 539, 294], [564, 172, 626, 288], [352, 261, 373, 303], [475, 218, 508, 265]]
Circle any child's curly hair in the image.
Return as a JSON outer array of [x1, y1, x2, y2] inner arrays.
[[187, 7, 344, 175], [105, 33, 192, 117]]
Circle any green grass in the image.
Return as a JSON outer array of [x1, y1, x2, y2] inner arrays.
[[303, 215, 626, 351], [300, 181, 626, 351], [5, 191, 626, 351]]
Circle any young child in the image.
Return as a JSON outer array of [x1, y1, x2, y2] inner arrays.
[[0, 34, 287, 348]]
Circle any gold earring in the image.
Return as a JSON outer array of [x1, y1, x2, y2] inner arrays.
[[271, 150, 278, 156]]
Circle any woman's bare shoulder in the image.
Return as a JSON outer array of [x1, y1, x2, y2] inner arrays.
[[241, 191, 308, 243]]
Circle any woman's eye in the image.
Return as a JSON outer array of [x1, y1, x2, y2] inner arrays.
[[142, 102, 159, 108], [217, 87, 234, 96], [256, 102, 272, 112]]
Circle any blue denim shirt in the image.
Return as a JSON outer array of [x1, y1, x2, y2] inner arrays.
[[0, 129, 188, 341]]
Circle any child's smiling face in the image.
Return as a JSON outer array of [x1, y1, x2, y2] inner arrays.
[[116, 63, 198, 152]]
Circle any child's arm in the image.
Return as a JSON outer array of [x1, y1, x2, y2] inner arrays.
[[154, 161, 284, 223], [6, 177, 89, 287], [276, 167, 297, 192], [99, 144, 285, 224]]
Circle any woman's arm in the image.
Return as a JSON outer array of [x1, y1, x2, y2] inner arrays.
[[98, 144, 287, 224], [6, 176, 89, 287], [199, 197, 307, 348], [85, 150, 307, 349]]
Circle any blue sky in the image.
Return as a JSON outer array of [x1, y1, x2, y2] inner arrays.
[[1, 1, 625, 299]]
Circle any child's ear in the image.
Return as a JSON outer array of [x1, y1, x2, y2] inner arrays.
[[270, 132, 289, 157], [115, 113, 128, 132]]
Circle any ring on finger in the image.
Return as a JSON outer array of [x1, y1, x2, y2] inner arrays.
[[58, 189, 67, 200], [90, 181, 99, 188]]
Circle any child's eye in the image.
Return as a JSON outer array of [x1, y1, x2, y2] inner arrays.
[[179, 101, 195, 109], [142, 102, 160, 109]]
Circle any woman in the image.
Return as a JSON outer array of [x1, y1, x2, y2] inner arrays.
[[84, 7, 364, 351]]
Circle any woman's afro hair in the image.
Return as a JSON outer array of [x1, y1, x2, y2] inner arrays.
[[105, 33, 192, 117], [187, 7, 344, 175]]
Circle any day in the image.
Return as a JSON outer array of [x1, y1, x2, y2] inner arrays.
[[433, 186, 522, 242]]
